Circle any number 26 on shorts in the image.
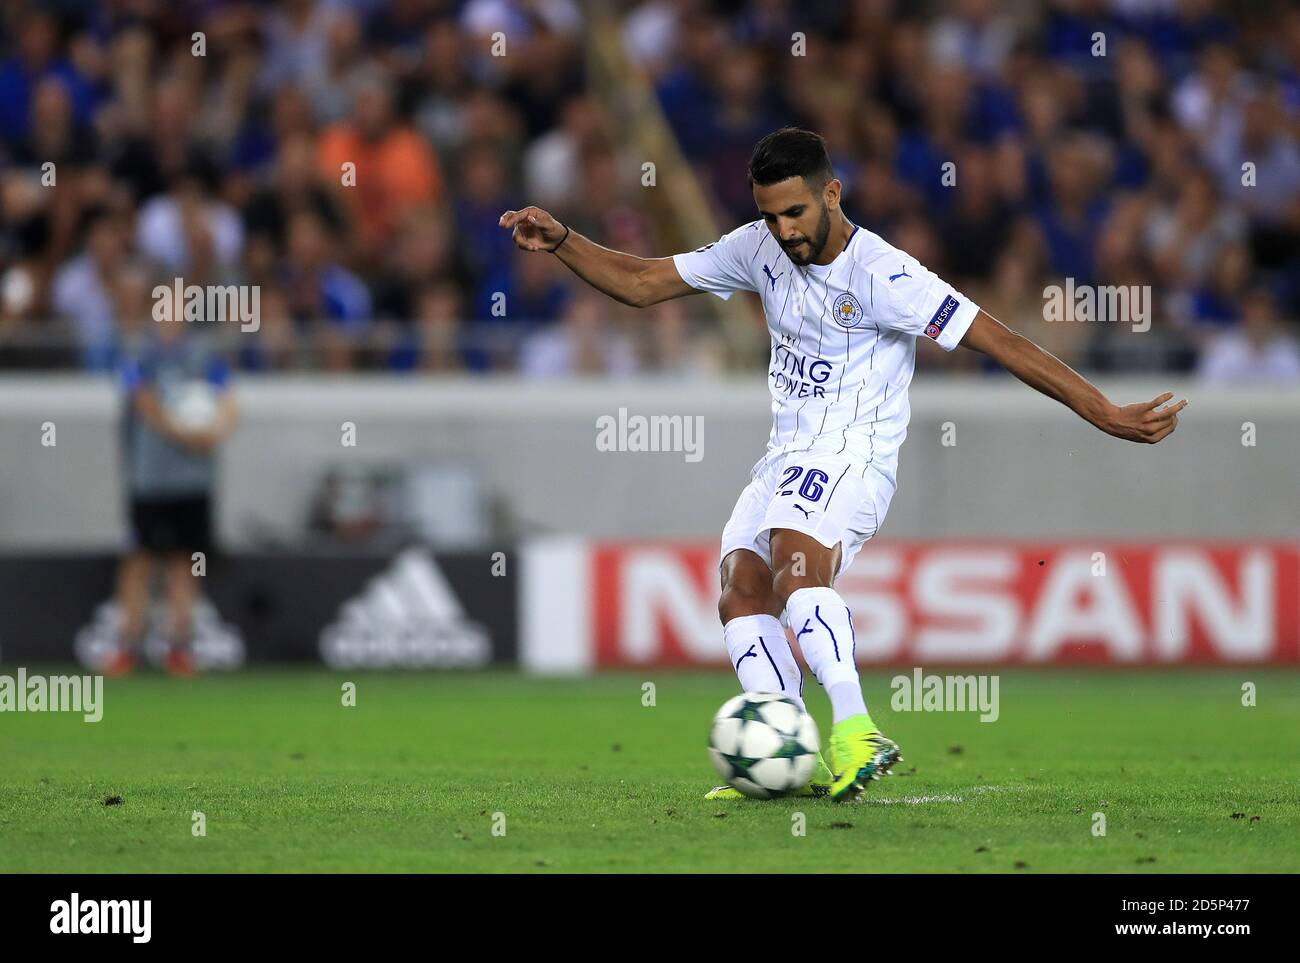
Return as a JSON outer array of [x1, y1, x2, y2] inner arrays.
[[777, 465, 829, 502]]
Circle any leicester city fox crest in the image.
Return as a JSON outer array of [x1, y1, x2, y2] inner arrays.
[[833, 292, 864, 329]]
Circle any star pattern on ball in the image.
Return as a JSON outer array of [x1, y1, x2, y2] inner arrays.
[[772, 736, 812, 759], [721, 752, 761, 781], [729, 699, 768, 722]]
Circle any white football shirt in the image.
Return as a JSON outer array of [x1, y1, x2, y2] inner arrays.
[[673, 219, 981, 489]]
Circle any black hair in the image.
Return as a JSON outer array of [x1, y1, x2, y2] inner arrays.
[[748, 127, 834, 189], [175, 150, 222, 195], [77, 204, 113, 235]]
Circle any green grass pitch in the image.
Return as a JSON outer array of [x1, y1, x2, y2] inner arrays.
[[2, 668, 1297, 873]]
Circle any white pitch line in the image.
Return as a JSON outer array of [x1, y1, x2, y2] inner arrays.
[[860, 793, 964, 806], [855, 784, 1014, 805]]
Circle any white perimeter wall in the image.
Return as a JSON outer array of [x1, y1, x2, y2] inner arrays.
[[0, 374, 1296, 550]]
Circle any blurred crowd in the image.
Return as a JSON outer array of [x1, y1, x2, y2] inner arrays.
[[0, 0, 1298, 382]]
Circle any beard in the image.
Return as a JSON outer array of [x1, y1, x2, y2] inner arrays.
[[781, 202, 832, 266]]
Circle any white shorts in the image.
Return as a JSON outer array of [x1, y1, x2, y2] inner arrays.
[[720, 451, 894, 579]]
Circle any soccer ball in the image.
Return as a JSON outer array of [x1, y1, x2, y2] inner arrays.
[[708, 692, 820, 798], [169, 381, 219, 431]]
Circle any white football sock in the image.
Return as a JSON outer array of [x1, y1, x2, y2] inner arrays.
[[722, 614, 804, 710], [785, 586, 867, 724], [827, 681, 867, 722]]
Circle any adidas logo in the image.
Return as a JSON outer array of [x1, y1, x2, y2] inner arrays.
[[319, 548, 491, 668]]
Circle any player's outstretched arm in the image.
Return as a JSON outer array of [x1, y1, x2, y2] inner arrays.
[[498, 206, 695, 308], [961, 310, 1186, 444]]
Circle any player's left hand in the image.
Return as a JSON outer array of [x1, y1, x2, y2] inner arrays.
[[1099, 392, 1187, 444]]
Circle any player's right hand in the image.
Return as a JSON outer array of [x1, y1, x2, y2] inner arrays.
[[499, 206, 566, 252]]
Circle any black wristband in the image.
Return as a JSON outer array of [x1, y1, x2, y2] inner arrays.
[[549, 224, 570, 254]]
